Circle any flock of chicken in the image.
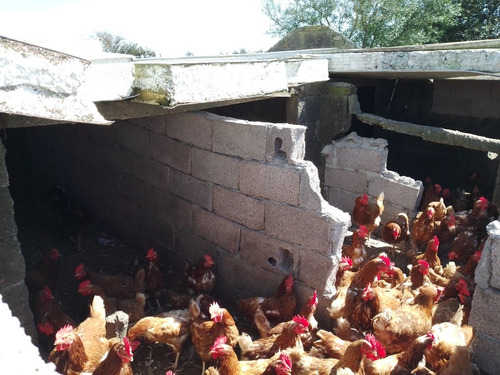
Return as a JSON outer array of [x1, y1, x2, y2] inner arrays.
[[25, 178, 497, 375]]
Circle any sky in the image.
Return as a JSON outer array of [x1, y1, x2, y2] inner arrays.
[[0, 0, 283, 58]]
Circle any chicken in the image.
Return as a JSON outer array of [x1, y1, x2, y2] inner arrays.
[[419, 180, 442, 211], [78, 279, 146, 324], [92, 337, 134, 375], [336, 256, 355, 289], [144, 248, 165, 311], [436, 212, 457, 246], [329, 254, 395, 320], [186, 254, 216, 294], [350, 282, 380, 333], [426, 198, 448, 222], [372, 285, 442, 354], [48, 295, 109, 374], [206, 336, 293, 375], [32, 286, 76, 339], [47, 324, 89, 375], [448, 230, 479, 262], [412, 236, 442, 274], [237, 315, 309, 360], [25, 248, 61, 293], [330, 334, 386, 374], [239, 274, 297, 327], [410, 207, 437, 249], [364, 332, 435, 375], [352, 192, 385, 239], [190, 300, 239, 374], [47, 185, 91, 252], [343, 226, 369, 270], [282, 346, 338, 375], [127, 306, 192, 370], [381, 213, 410, 255], [424, 321, 475, 374], [75, 263, 145, 299], [310, 329, 351, 360]]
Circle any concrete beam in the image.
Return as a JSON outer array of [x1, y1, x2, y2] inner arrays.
[[0, 36, 112, 126]]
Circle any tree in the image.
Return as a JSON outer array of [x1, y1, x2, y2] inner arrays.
[[94, 31, 156, 58], [262, 0, 460, 48], [440, 1, 500, 42]]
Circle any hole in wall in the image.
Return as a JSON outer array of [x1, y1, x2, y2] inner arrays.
[[274, 138, 287, 160], [267, 248, 293, 273]]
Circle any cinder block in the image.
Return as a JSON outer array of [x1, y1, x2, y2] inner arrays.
[[0, 188, 17, 240], [325, 132, 388, 173], [0, 142, 9, 189], [174, 229, 217, 263], [192, 149, 239, 189], [432, 79, 451, 96], [169, 170, 212, 210], [265, 123, 306, 163], [101, 145, 135, 176], [87, 122, 117, 146], [297, 248, 336, 295], [240, 228, 298, 273], [133, 157, 170, 191], [0, 238, 25, 288], [368, 171, 422, 211], [471, 95, 500, 119], [129, 115, 166, 134], [469, 286, 500, 340], [471, 332, 500, 375], [325, 187, 357, 216], [213, 187, 265, 230], [193, 207, 240, 254], [212, 117, 268, 161], [239, 161, 300, 205], [91, 163, 121, 193], [297, 161, 327, 212], [151, 134, 191, 174], [432, 94, 471, 116], [120, 174, 152, 209], [0, 282, 37, 343], [153, 191, 193, 231], [265, 201, 335, 252], [450, 80, 492, 98], [486, 221, 500, 289], [324, 168, 367, 195], [166, 112, 213, 150], [116, 121, 151, 156]]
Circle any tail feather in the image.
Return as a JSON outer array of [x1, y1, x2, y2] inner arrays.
[[90, 295, 106, 320], [237, 332, 253, 353]]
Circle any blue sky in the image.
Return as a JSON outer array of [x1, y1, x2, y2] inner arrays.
[[0, 0, 281, 57]]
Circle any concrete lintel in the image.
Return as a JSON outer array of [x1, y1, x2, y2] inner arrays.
[[0, 36, 112, 126], [326, 49, 500, 79], [132, 56, 328, 106]]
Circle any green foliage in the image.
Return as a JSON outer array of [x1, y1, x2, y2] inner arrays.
[[262, 0, 488, 47], [94, 31, 156, 58], [440, 1, 500, 42]]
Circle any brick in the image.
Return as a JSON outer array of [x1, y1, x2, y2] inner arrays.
[[0, 238, 25, 288], [240, 228, 298, 272], [151, 134, 191, 173], [328, 133, 389, 173], [133, 157, 170, 191], [192, 149, 239, 189], [471, 332, 500, 375], [265, 201, 333, 251], [129, 115, 166, 134], [469, 286, 500, 340], [212, 117, 268, 161], [486, 221, 500, 289], [265, 123, 306, 163], [116, 121, 151, 156], [298, 248, 336, 294], [239, 161, 300, 205], [432, 94, 471, 116], [0, 188, 17, 240], [213, 187, 265, 230], [169, 170, 212, 210], [324, 168, 368, 195], [166, 112, 213, 150], [192, 207, 240, 254], [368, 171, 421, 210], [153, 191, 193, 230]]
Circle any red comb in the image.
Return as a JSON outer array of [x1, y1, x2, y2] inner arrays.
[[146, 248, 156, 260], [293, 315, 309, 328]]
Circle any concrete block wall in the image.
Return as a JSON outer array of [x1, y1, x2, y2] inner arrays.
[[433, 79, 500, 119], [470, 220, 500, 375], [24, 111, 351, 326], [322, 132, 423, 227], [0, 141, 37, 342]]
